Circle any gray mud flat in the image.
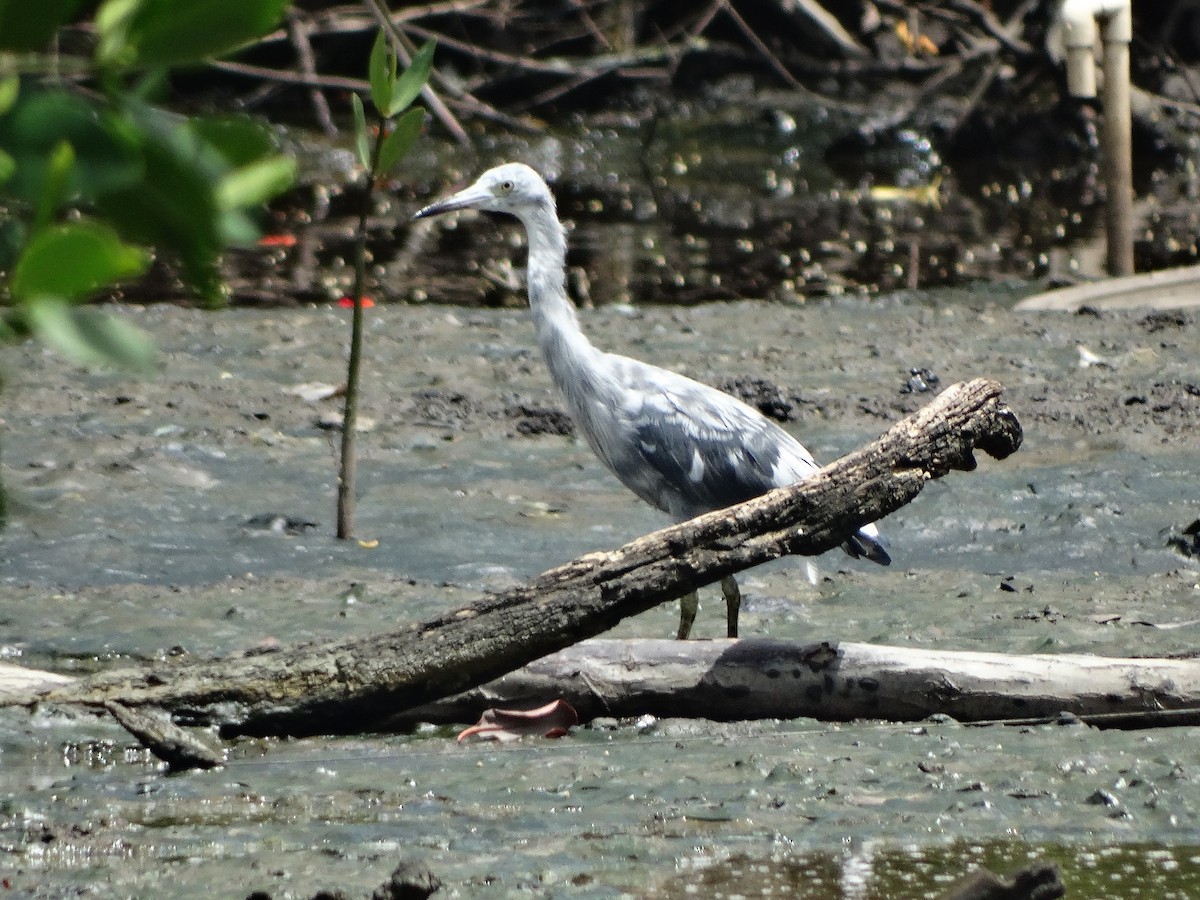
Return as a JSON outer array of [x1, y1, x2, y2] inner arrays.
[[1, 290, 1198, 896]]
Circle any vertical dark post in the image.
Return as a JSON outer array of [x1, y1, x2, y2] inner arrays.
[[337, 136, 383, 540], [0, 431, 7, 528], [1061, 2, 1133, 278], [1101, 26, 1133, 276]]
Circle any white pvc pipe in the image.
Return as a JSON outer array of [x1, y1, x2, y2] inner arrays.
[[1059, 0, 1134, 275], [1060, 0, 1132, 98]]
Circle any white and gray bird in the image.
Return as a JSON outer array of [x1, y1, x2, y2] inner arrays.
[[415, 162, 890, 639]]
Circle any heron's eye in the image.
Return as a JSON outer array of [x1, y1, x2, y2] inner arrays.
[[500, 180, 514, 193]]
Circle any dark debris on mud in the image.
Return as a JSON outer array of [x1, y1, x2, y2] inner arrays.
[[404, 389, 480, 430], [1140, 310, 1193, 333], [1030, 378, 1200, 436], [504, 401, 575, 436], [1166, 519, 1200, 560], [716, 375, 795, 422]]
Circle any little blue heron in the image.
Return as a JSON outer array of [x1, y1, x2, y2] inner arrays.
[[415, 162, 890, 639]]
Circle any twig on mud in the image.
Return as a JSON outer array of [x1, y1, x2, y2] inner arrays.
[[208, 59, 368, 93], [403, 21, 698, 80], [256, 1, 498, 43], [403, 18, 699, 115], [201, 0, 1054, 132], [721, 0, 804, 90], [566, 0, 615, 51], [872, 0, 1034, 59], [944, 0, 1035, 57], [286, 9, 338, 137], [776, 0, 871, 59]]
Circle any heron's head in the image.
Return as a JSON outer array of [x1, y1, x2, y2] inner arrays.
[[414, 162, 553, 222]]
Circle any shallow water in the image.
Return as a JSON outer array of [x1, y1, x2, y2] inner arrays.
[[1, 289, 1198, 894], [4, 712, 1200, 897]]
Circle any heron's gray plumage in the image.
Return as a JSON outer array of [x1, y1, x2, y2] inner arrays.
[[416, 162, 889, 637], [593, 361, 809, 521]]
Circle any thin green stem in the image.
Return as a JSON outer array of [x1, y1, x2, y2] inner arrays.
[[0, 427, 7, 529], [336, 116, 386, 540]]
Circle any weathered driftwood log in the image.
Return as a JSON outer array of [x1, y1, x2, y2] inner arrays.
[[1014, 263, 1200, 312], [393, 639, 1200, 729], [14, 378, 1021, 738]]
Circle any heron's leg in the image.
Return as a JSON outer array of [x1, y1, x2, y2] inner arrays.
[[677, 591, 699, 640], [721, 575, 741, 639]]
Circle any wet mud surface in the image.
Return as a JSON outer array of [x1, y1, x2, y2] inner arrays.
[[1, 289, 1198, 896]]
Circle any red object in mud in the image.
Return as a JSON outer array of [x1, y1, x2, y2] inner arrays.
[[258, 234, 298, 247], [456, 699, 579, 743]]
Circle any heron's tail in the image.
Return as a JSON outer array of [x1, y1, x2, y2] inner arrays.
[[843, 522, 891, 566]]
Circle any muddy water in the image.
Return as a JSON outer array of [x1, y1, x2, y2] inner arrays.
[[1, 290, 1198, 895]]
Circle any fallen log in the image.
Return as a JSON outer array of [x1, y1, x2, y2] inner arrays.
[[1014, 263, 1200, 311], [9, 378, 1021, 742], [393, 638, 1200, 729]]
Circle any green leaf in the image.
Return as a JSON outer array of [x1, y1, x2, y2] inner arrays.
[[386, 40, 434, 118], [0, 76, 19, 115], [368, 30, 394, 118], [94, 106, 227, 303], [33, 140, 75, 231], [0, 0, 87, 51], [189, 114, 276, 168], [25, 297, 156, 370], [0, 148, 14, 185], [97, 0, 291, 69], [218, 209, 259, 247], [0, 90, 142, 203], [12, 220, 149, 301], [377, 107, 423, 176], [351, 93, 371, 171], [95, 0, 142, 67], [216, 155, 296, 210]]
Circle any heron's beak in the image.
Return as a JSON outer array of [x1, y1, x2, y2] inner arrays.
[[413, 182, 491, 219]]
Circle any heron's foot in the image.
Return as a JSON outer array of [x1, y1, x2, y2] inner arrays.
[[677, 591, 699, 640], [721, 575, 741, 639]]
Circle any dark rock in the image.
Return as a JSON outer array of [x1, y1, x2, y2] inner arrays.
[[371, 860, 442, 900], [939, 861, 1064, 899], [505, 402, 575, 436], [716, 375, 794, 422], [1166, 518, 1200, 559], [1140, 310, 1191, 332]]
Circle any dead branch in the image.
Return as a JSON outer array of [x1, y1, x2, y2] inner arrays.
[[776, 0, 870, 60], [13, 378, 1020, 743], [191, 0, 1069, 135], [287, 9, 338, 138], [208, 59, 368, 93], [393, 638, 1200, 728]]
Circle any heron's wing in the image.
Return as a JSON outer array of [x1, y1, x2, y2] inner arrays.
[[600, 361, 820, 519]]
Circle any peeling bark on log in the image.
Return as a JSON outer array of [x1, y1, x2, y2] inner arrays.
[[12, 378, 1022, 739], [393, 638, 1200, 729]]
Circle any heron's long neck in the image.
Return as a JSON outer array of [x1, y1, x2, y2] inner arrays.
[[520, 207, 608, 405]]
